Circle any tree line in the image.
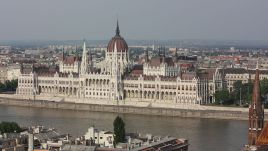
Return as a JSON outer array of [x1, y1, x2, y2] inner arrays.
[[214, 79, 268, 106], [0, 79, 18, 92]]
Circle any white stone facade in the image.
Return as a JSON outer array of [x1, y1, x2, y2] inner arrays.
[[7, 64, 21, 81], [84, 127, 114, 148], [143, 62, 180, 77], [59, 60, 80, 74], [16, 24, 208, 105]]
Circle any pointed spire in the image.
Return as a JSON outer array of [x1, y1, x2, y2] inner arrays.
[[145, 47, 149, 62], [173, 48, 178, 63], [62, 46, 65, 60], [256, 58, 259, 70], [158, 46, 161, 57], [80, 39, 88, 75], [248, 56, 264, 145], [252, 61, 261, 107], [116, 19, 120, 36], [163, 46, 166, 57]]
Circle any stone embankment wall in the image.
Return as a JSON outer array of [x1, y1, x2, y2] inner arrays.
[[0, 97, 267, 120]]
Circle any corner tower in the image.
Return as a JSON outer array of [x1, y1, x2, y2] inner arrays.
[[248, 61, 264, 145]]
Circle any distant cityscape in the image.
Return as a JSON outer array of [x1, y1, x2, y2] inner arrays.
[[0, 22, 267, 106], [1, 21, 268, 151]]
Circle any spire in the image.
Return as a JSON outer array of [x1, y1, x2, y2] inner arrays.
[[252, 58, 261, 107], [163, 46, 166, 57], [158, 46, 161, 57], [252, 62, 261, 107], [62, 46, 65, 60], [256, 59, 259, 70], [145, 47, 149, 62], [248, 57, 264, 146], [173, 48, 178, 63], [116, 19, 120, 36], [80, 39, 88, 75]]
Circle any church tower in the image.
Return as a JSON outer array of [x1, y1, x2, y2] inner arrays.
[[80, 40, 88, 75], [248, 61, 264, 145]]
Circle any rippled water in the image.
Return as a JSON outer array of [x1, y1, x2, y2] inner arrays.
[[0, 105, 247, 151]]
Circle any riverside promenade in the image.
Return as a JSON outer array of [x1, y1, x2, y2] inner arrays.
[[0, 94, 267, 120]]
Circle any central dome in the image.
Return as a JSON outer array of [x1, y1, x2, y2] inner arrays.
[[107, 21, 128, 52]]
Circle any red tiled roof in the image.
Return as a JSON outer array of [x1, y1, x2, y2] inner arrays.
[[148, 57, 175, 67], [63, 56, 80, 64], [257, 123, 268, 146], [107, 35, 128, 53], [180, 63, 193, 68]]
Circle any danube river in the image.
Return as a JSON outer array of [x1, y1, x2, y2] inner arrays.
[[0, 105, 247, 151]]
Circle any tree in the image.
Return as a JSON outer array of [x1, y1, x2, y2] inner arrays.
[[243, 82, 253, 105], [113, 116, 125, 145], [0, 83, 5, 92], [0, 121, 22, 134], [0, 79, 18, 93], [261, 78, 268, 96], [214, 89, 232, 105], [233, 80, 243, 101]]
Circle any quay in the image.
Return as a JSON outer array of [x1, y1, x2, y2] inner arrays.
[[0, 94, 267, 120]]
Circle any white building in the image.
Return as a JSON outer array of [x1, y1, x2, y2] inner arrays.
[[0, 65, 7, 83], [59, 54, 81, 74], [16, 22, 209, 105], [7, 64, 21, 81], [84, 127, 114, 148], [143, 49, 180, 77], [217, 68, 268, 92]]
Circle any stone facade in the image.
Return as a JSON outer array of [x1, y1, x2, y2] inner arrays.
[[7, 64, 21, 81], [218, 68, 268, 92], [0, 65, 7, 83], [16, 23, 209, 105]]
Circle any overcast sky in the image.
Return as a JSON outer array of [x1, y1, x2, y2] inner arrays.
[[0, 0, 267, 41]]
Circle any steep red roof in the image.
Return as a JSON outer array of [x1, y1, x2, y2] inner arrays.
[[63, 56, 80, 64], [107, 36, 128, 53], [148, 57, 175, 67], [257, 123, 268, 145], [107, 21, 128, 53]]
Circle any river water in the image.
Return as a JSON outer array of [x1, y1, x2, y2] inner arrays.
[[0, 105, 247, 151]]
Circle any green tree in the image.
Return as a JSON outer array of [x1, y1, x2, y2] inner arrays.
[[261, 78, 268, 96], [214, 89, 231, 104], [233, 80, 243, 101], [0, 83, 5, 92], [113, 116, 125, 146], [243, 82, 253, 105], [0, 121, 22, 134], [0, 79, 18, 93]]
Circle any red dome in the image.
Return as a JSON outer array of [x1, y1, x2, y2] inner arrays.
[[107, 35, 128, 52], [107, 20, 128, 52]]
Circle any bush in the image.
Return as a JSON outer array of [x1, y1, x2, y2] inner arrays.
[[0, 121, 22, 134]]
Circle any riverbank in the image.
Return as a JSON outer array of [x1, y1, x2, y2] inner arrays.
[[0, 94, 267, 120]]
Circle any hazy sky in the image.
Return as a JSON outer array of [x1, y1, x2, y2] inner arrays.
[[0, 0, 267, 41]]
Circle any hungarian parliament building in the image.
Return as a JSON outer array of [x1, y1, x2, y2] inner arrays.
[[16, 22, 222, 105]]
